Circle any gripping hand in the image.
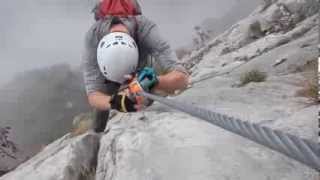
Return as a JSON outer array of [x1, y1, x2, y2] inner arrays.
[[110, 94, 137, 113], [137, 67, 159, 92]]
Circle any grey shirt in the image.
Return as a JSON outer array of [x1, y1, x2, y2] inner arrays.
[[82, 15, 187, 95]]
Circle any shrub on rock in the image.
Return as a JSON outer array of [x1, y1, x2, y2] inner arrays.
[[240, 69, 267, 86]]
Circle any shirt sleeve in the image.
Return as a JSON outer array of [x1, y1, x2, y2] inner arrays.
[[82, 24, 108, 95], [140, 19, 188, 75]]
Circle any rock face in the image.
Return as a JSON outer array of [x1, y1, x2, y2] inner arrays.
[[1, 0, 319, 179], [183, 0, 318, 73], [94, 1, 320, 178], [0, 133, 100, 180], [94, 72, 318, 180]]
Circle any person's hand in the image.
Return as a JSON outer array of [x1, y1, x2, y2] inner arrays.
[[137, 67, 159, 92], [110, 94, 137, 113]]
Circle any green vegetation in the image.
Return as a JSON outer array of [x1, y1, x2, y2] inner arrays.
[[79, 166, 96, 180], [239, 69, 267, 86], [296, 81, 318, 103], [71, 113, 94, 137], [295, 60, 319, 104]]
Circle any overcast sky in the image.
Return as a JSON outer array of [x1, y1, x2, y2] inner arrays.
[[0, 0, 245, 86]]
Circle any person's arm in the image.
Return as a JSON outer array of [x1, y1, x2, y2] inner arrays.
[[139, 17, 189, 94], [87, 81, 121, 111], [88, 92, 111, 111], [82, 24, 113, 111], [154, 70, 188, 94]]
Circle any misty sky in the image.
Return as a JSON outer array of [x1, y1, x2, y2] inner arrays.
[[0, 0, 242, 86]]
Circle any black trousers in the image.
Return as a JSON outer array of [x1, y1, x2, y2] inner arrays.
[[92, 80, 120, 133], [93, 109, 110, 133]]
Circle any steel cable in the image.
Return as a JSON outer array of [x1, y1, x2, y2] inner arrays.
[[141, 91, 320, 171]]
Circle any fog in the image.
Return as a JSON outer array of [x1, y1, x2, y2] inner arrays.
[[0, 0, 260, 166], [0, 0, 93, 86], [140, 0, 236, 45], [0, 0, 256, 86]]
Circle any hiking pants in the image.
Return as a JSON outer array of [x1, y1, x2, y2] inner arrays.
[[92, 81, 119, 133]]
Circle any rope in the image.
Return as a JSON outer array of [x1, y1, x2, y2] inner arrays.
[[140, 91, 320, 171]]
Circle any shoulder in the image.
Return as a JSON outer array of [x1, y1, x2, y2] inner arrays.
[[135, 15, 160, 44], [85, 20, 111, 48], [136, 16, 157, 35], [84, 22, 100, 48], [135, 15, 155, 25]]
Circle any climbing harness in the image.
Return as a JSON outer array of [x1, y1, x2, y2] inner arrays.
[[128, 80, 145, 109]]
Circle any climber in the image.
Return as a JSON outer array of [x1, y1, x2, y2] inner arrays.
[[82, 0, 189, 133]]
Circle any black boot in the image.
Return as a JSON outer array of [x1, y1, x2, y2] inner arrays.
[[92, 109, 110, 133]]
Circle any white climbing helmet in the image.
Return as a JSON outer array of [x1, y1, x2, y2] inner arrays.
[[97, 32, 139, 84]]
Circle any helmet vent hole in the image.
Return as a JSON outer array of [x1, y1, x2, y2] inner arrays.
[[106, 44, 111, 48], [100, 42, 105, 48], [103, 66, 106, 71], [121, 42, 126, 45], [113, 42, 118, 45], [132, 42, 137, 48]]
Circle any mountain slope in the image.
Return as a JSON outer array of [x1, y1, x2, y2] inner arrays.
[[0, 64, 90, 171], [1, 0, 319, 179]]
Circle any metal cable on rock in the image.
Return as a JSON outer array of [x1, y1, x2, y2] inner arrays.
[[140, 91, 320, 171]]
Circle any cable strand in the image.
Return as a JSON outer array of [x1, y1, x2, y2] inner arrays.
[[141, 92, 320, 171]]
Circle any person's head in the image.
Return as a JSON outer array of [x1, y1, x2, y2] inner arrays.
[[109, 23, 129, 34], [109, 17, 130, 34], [97, 20, 139, 84]]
